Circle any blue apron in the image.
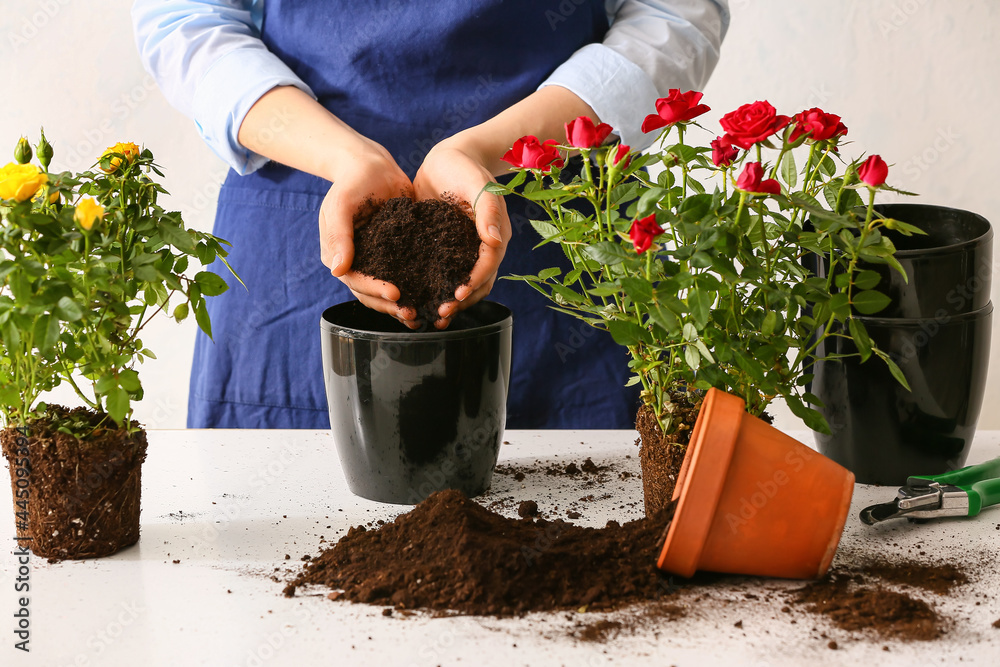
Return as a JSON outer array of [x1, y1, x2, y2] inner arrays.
[[188, 0, 642, 429]]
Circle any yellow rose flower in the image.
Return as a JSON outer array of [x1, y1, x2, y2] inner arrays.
[[0, 162, 48, 202], [74, 198, 105, 231], [101, 141, 140, 173]]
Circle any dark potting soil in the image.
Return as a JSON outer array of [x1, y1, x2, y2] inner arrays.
[[788, 567, 951, 641], [635, 394, 701, 517], [0, 406, 146, 560], [845, 559, 968, 595], [351, 196, 480, 320], [284, 489, 677, 616]]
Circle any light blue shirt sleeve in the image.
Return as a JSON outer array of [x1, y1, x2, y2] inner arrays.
[[541, 0, 730, 151], [132, 0, 315, 175], [133, 0, 728, 174]]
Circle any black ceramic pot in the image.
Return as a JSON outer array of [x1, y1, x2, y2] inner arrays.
[[810, 302, 993, 485], [321, 300, 512, 504], [809, 203, 992, 318]]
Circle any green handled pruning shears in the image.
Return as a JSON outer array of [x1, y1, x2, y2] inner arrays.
[[860, 457, 1000, 525]]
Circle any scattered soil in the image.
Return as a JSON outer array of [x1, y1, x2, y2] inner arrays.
[[845, 559, 968, 595], [789, 569, 946, 641], [351, 196, 480, 320], [0, 406, 147, 560], [516, 500, 538, 518], [635, 392, 702, 517], [575, 619, 623, 642], [489, 456, 639, 518], [284, 489, 676, 616]]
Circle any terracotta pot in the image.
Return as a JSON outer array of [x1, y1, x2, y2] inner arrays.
[[1, 411, 147, 560], [657, 388, 854, 579]]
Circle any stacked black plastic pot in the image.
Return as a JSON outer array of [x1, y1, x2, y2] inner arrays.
[[810, 204, 993, 485]]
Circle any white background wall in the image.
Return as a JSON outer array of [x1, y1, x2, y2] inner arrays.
[[1, 0, 998, 431]]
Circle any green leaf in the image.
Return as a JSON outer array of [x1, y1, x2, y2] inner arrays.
[[537, 267, 562, 281], [684, 344, 700, 371], [852, 289, 891, 315], [619, 277, 653, 304], [195, 271, 229, 297], [848, 317, 873, 362], [688, 289, 712, 328], [647, 303, 679, 332], [785, 394, 831, 433], [106, 386, 130, 426], [158, 221, 196, 252], [606, 320, 646, 347], [853, 270, 882, 291], [33, 314, 59, 352], [587, 283, 619, 297], [694, 339, 715, 363], [528, 218, 560, 243], [55, 296, 84, 322], [780, 150, 797, 188], [117, 369, 141, 392], [584, 241, 630, 265], [194, 299, 213, 340], [732, 349, 766, 384], [874, 348, 911, 391], [762, 311, 779, 337]]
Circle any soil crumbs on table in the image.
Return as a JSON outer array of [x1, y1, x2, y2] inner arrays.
[[351, 196, 479, 320], [284, 489, 676, 616], [786, 559, 969, 641]]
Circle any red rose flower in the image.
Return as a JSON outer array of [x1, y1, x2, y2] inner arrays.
[[565, 116, 613, 149], [789, 107, 848, 143], [735, 161, 781, 195], [641, 89, 711, 133], [501, 135, 564, 171], [711, 135, 738, 167], [719, 101, 791, 150], [629, 214, 664, 254], [858, 155, 889, 187], [611, 143, 631, 168]]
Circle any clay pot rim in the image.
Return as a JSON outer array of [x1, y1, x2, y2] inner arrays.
[[871, 203, 993, 257], [855, 300, 992, 327], [656, 387, 742, 576], [321, 300, 512, 341]]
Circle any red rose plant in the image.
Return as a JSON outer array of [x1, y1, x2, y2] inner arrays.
[[487, 94, 918, 438]]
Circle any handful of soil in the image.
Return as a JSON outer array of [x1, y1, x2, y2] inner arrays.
[[351, 197, 480, 321]]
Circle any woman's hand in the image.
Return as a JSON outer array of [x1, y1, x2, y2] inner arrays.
[[414, 135, 511, 329], [320, 137, 419, 327], [238, 86, 418, 327]]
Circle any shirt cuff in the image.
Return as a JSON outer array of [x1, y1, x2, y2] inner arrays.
[[539, 43, 660, 152], [191, 47, 315, 175]]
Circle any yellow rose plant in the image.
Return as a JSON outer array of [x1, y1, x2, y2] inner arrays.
[[0, 131, 240, 432]]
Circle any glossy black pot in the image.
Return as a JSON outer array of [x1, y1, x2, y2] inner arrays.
[[810, 302, 992, 485], [809, 203, 992, 318], [321, 301, 512, 504]]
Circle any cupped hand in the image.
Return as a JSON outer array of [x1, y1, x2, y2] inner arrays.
[[413, 137, 511, 329], [320, 138, 420, 327]]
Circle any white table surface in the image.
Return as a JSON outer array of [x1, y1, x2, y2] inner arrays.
[[1, 428, 998, 667]]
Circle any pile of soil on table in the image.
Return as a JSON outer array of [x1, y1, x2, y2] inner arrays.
[[351, 196, 480, 320], [786, 560, 969, 641], [283, 489, 677, 616]]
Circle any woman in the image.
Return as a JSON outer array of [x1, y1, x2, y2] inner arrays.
[[132, 0, 728, 429]]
